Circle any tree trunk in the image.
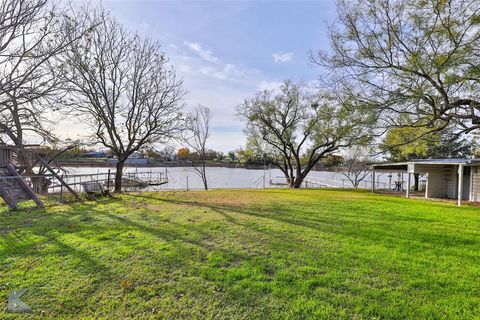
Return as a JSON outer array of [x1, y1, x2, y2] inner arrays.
[[285, 174, 295, 188], [292, 178, 303, 188], [292, 173, 307, 188], [202, 161, 208, 190], [114, 160, 125, 193], [414, 173, 419, 192], [202, 176, 208, 190]]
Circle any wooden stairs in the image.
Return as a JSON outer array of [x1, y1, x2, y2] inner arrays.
[[0, 163, 43, 210]]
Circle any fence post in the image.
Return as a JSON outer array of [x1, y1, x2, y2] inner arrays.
[[107, 169, 111, 189]]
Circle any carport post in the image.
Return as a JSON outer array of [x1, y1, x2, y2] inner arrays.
[[458, 164, 464, 206], [406, 173, 411, 198], [371, 168, 375, 192], [425, 173, 429, 199], [469, 167, 474, 201]]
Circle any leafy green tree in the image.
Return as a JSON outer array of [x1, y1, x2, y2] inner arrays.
[[320, 155, 344, 168], [227, 151, 237, 163], [238, 80, 374, 188], [237, 146, 276, 166], [382, 123, 474, 190], [382, 127, 433, 162], [313, 0, 480, 140], [382, 127, 473, 161], [215, 152, 225, 162], [428, 131, 474, 159]]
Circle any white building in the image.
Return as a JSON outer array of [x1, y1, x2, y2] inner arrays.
[[372, 159, 480, 206]]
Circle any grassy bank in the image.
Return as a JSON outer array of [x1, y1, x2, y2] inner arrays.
[[1, 189, 480, 319]]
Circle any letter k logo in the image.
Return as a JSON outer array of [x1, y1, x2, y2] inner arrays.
[[7, 288, 32, 313]]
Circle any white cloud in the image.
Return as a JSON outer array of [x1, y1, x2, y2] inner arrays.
[[177, 42, 256, 82], [182, 41, 253, 82], [128, 40, 278, 151], [258, 80, 282, 92], [198, 63, 249, 81], [272, 51, 294, 63], [184, 41, 219, 63]]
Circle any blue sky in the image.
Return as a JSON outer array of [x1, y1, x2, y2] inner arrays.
[[60, 0, 336, 151]]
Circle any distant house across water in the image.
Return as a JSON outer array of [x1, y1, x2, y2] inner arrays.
[[83, 151, 110, 158]]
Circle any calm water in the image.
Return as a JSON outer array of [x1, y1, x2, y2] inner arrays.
[[62, 166, 396, 190]]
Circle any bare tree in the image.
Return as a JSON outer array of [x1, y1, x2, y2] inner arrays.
[[60, 8, 184, 192], [160, 146, 175, 161], [339, 148, 372, 188], [313, 0, 480, 140], [1, 0, 53, 146], [238, 80, 374, 188], [183, 105, 211, 190], [0, 0, 92, 192], [0, 0, 80, 142]]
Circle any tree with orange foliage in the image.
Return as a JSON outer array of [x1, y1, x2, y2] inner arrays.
[[177, 148, 190, 160]]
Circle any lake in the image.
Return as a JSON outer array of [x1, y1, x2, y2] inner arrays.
[[61, 166, 398, 191]]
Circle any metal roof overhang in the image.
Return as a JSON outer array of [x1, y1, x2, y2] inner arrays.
[[372, 159, 480, 172], [371, 162, 408, 171]]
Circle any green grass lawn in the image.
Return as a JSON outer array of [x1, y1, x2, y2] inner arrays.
[[1, 189, 480, 319]]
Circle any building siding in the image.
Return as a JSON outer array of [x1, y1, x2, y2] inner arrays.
[[472, 167, 480, 201], [427, 170, 448, 198], [446, 166, 457, 199]]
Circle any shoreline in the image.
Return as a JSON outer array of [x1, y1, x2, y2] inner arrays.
[[56, 160, 334, 171], [57, 160, 266, 170]]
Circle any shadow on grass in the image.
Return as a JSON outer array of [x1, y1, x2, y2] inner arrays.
[[0, 201, 120, 296], [3, 192, 480, 288], [97, 207, 249, 262], [1, 190, 480, 319], [127, 193, 480, 255]]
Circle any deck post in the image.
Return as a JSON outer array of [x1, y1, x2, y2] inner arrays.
[[406, 173, 411, 198], [371, 169, 375, 192], [458, 164, 464, 206], [37, 157, 79, 199]]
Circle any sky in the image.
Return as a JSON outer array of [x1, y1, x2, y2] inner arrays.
[[57, 0, 336, 152]]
